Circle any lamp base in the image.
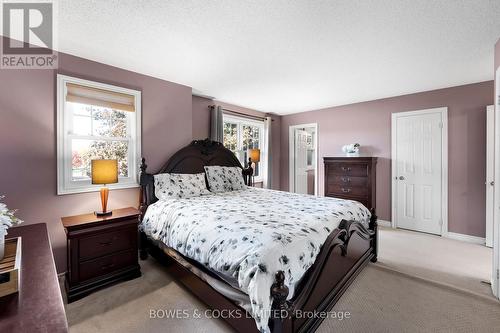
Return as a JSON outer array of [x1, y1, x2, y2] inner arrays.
[[94, 211, 112, 217]]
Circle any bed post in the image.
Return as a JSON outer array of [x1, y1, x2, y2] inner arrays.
[[269, 270, 289, 333], [242, 163, 253, 186], [369, 208, 378, 263], [139, 157, 149, 260]]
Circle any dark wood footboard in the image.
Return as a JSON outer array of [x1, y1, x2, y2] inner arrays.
[[137, 140, 377, 333], [269, 210, 377, 333], [139, 212, 377, 333]]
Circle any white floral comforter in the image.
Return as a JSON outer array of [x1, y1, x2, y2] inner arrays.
[[141, 187, 370, 332]]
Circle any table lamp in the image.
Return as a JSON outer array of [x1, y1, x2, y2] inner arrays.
[[91, 159, 118, 216], [248, 149, 260, 186]]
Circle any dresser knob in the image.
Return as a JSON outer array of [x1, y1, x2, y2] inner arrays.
[[341, 167, 352, 172], [341, 188, 351, 193]]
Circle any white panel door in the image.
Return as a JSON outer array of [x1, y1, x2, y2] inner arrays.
[[294, 129, 309, 194], [486, 105, 495, 247], [394, 111, 443, 235]]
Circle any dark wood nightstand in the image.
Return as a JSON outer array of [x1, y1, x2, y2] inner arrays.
[[62, 207, 141, 303]]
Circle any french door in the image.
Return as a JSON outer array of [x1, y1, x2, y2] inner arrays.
[[392, 108, 447, 235]]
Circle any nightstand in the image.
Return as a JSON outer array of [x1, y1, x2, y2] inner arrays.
[[61, 207, 141, 303]]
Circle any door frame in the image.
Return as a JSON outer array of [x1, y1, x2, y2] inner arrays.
[[289, 123, 319, 195], [391, 107, 448, 236], [486, 105, 495, 247], [493, 68, 500, 298]]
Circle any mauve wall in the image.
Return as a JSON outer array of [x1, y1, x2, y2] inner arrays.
[[192, 98, 282, 190], [0, 41, 193, 272], [280, 81, 493, 237]]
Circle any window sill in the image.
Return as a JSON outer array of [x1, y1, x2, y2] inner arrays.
[[57, 182, 139, 195]]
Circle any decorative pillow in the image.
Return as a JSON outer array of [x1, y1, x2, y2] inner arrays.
[[154, 173, 210, 200], [204, 166, 246, 193]]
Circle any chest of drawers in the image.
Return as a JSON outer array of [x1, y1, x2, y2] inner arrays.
[[61, 207, 141, 302], [324, 157, 377, 210]]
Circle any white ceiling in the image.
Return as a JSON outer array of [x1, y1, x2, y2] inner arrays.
[[57, 0, 500, 115]]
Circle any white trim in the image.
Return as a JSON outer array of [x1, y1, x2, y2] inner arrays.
[[56, 74, 142, 195], [377, 219, 392, 228], [391, 107, 448, 236], [288, 123, 319, 195], [493, 68, 500, 298], [444, 232, 486, 245], [486, 105, 495, 248]]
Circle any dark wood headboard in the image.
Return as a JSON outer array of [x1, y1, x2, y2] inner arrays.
[[139, 139, 251, 219]]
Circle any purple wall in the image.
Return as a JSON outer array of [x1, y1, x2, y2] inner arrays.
[[281, 81, 493, 237], [0, 39, 193, 271], [192, 95, 213, 139], [191, 98, 282, 190]]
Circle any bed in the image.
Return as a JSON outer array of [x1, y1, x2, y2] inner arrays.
[[138, 139, 378, 333]]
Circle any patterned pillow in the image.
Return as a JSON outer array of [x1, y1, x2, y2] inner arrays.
[[204, 166, 247, 192], [154, 173, 210, 200]]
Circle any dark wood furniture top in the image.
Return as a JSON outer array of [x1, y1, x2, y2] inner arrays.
[[139, 139, 378, 333], [324, 156, 377, 210], [62, 208, 141, 303], [0, 223, 68, 333]]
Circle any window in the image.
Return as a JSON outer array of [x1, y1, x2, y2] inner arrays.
[[222, 114, 264, 181], [57, 75, 141, 194]]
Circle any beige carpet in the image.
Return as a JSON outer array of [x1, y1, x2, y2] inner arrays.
[[377, 227, 493, 299], [65, 257, 500, 332]]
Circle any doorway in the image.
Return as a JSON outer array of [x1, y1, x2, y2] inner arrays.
[[289, 123, 318, 195], [391, 107, 448, 235]]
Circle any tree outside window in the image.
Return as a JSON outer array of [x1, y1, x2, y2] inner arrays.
[[222, 115, 264, 179]]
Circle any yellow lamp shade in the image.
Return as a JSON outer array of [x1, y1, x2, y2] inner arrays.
[[248, 149, 260, 163], [91, 159, 118, 185]]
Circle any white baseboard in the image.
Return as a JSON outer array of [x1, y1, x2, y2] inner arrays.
[[377, 219, 392, 227], [444, 232, 486, 245]]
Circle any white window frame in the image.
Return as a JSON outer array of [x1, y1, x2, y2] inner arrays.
[[223, 114, 265, 183], [56, 74, 142, 195]]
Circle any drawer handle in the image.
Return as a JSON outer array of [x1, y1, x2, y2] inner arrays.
[[341, 167, 352, 172], [341, 188, 351, 193], [101, 263, 115, 270], [341, 177, 351, 183], [99, 241, 113, 246]]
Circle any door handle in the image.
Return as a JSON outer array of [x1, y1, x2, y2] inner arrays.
[[399, 176, 405, 180], [491, 181, 495, 186]]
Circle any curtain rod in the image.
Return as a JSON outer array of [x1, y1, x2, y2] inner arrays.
[[210, 105, 273, 122]]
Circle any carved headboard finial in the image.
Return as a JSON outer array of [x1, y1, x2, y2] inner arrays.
[[192, 138, 224, 156]]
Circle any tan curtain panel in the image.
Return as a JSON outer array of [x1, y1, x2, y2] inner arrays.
[[66, 83, 135, 112]]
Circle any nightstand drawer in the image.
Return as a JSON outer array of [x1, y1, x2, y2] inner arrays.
[[79, 250, 136, 282], [79, 227, 136, 261]]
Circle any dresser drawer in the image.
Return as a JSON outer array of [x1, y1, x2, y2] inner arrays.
[[329, 175, 367, 187], [79, 249, 136, 282], [327, 163, 368, 177], [79, 227, 136, 261], [327, 184, 368, 197]]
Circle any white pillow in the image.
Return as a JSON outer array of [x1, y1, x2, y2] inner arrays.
[[154, 173, 210, 199], [204, 166, 246, 193]]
